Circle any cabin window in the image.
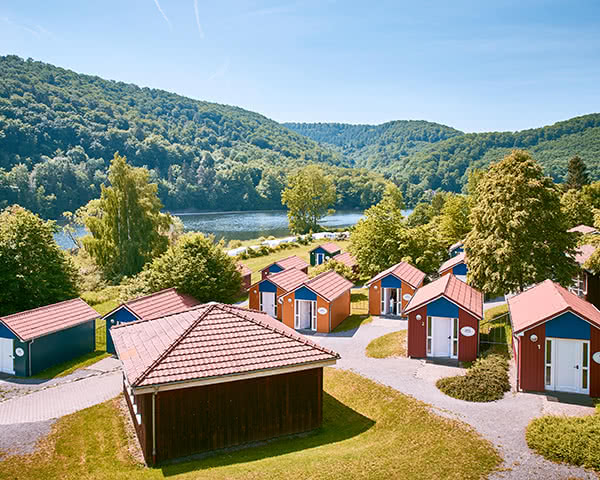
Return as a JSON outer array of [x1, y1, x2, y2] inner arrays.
[[582, 342, 589, 390], [569, 272, 587, 297], [426, 316, 432, 355], [451, 318, 459, 358], [545, 339, 553, 386]]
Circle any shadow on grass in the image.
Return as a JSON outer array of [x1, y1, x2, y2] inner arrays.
[[331, 314, 372, 336], [160, 392, 375, 475]]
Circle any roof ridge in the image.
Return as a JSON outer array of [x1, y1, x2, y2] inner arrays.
[[0, 297, 88, 321], [132, 304, 217, 387], [125, 287, 177, 306]]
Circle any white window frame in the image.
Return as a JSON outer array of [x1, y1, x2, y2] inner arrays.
[[546, 337, 590, 394], [451, 318, 459, 359], [260, 291, 277, 317], [315, 253, 325, 265], [426, 316, 433, 355], [294, 299, 317, 331], [545, 338, 553, 389], [426, 316, 458, 358]]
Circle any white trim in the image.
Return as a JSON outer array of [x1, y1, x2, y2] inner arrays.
[[133, 359, 338, 395]]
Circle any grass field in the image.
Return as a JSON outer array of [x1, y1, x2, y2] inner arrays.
[[0, 369, 501, 480], [365, 330, 407, 358], [333, 289, 373, 332]]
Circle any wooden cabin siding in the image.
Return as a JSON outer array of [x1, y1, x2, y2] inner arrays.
[[518, 324, 546, 392], [281, 292, 295, 329], [248, 286, 260, 311], [591, 326, 600, 397], [407, 306, 427, 358], [329, 290, 350, 331], [276, 287, 285, 320], [124, 381, 153, 464], [316, 296, 329, 333], [400, 282, 416, 313], [369, 280, 381, 316], [458, 309, 479, 362], [586, 272, 600, 310]]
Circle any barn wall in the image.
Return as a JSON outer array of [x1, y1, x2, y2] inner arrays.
[[591, 326, 600, 397], [124, 381, 153, 464], [458, 309, 479, 362], [407, 305, 427, 358], [400, 282, 416, 313], [106, 308, 138, 354], [329, 290, 350, 331], [518, 324, 546, 392], [152, 368, 323, 463], [281, 292, 295, 329], [316, 296, 329, 333], [248, 285, 260, 311], [369, 280, 381, 316]]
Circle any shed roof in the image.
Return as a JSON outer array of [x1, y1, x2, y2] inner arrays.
[[256, 268, 309, 292], [438, 251, 467, 274], [508, 279, 600, 334], [311, 242, 341, 254], [113, 288, 201, 321], [260, 255, 308, 273], [236, 262, 252, 277], [0, 298, 99, 341], [332, 251, 357, 269], [111, 303, 339, 390], [302, 270, 354, 302], [574, 244, 597, 267], [404, 274, 483, 319], [366, 261, 426, 289], [449, 240, 464, 253], [568, 225, 599, 235]]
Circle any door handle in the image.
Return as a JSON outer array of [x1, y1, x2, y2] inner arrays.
[[575, 365, 579, 370]]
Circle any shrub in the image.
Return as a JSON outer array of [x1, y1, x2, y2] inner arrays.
[[436, 354, 510, 402], [228, 239, 243, 249], [80, 286, 121, 306], [310, 259, 358, 283], [526, 405, 600, 470]]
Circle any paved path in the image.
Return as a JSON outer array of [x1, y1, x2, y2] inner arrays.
[[309, 317, 597, 480]]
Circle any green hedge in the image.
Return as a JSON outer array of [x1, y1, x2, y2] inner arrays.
[[436, 354, 510, 402]]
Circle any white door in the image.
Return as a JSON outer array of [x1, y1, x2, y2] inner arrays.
[[261, 292, 276, 317], [431, 317, 452, 357], [295, 300, 316, 330], [552, 338, 589, 394], [0, 338, 14, 374], [315, 253, 325, 265]]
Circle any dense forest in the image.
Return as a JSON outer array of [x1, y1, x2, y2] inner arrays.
[[0, 55, 388, 218]]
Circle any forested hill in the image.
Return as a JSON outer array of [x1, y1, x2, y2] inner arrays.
[[0, 55, 389, 219], [287, 115, 600, 205]]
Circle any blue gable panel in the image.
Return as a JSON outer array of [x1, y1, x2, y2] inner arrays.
[[268, 264, 283, 274], [427, 297, 459, 318], [106, 307, 139, 354], [453, 263, 468, 275], [381, 275, 403, 289], [295, 287, 317, 301], [260, 280, 278, 293], [545, 311, 591, 340], [0, 322, 17, 340], [451, 247, 464, 256], [312, 246, 328, 255]]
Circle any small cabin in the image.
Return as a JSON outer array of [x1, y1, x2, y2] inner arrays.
[[260, 255, 309, 279], [332, 251, 359, 273], [568, 224, 599, 235], [111, 303, 339, 464], [405, 275, 482, 362], [438, 251, 468, 281], [248, 268, 308, 319], [448, 240, 464, 257], [366, 262, 426, 317], [0, 298, 98, 376], [104, 288, 200, 354], [281, 270, 353, 332], [569, 244, 600, 310], [509, 280, 600, 397], [309, 243, 342, 266], [236, 262, 252, 292]]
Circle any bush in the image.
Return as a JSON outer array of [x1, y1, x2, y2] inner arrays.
[[436, 354, 510, 402], [228, 239, 243, 249], [526, 405, 600, 470], [310, 259, 358, 283], [80, 286, 121, 306]]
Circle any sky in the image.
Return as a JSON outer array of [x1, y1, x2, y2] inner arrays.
[[1, 0, 599, 132]]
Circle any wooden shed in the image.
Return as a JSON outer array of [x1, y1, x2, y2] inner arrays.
[[509, 280, 600, 396], [248, 268, 308, 319], [110, 303, 339, 465], [332, 251, 358, 273], [0, 298, 98, 376], [448, 240, 464, 257], [309, 243, 342, 266], [260, 255, 309, 278], [438, 251, 468, 281], [104, 288, 200, 354], [405, 274, 482, 362], [569, 244, 600, 310], [281, 270, 353, 332], [236, 262, 252, 292], [366, 262, 426, 317]]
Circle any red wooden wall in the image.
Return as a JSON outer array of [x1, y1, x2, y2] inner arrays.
[[329, 290, 351, 332], [407, 305, 427, 358], [591, 326, 600, 397], [458, 309, 479, 362], [518, 324, 546, 392], [369, 280, 381, 316]]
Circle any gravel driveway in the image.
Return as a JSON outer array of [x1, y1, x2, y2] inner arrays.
[[310, 317, 598, 480]]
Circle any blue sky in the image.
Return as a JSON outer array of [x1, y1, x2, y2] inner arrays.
[[1, 0, 599, 132]]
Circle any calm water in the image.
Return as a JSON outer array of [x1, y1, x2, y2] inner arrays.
[[54, 210, 382, 249]]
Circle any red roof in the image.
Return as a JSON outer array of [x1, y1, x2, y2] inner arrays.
[[111, 303, 339, 389], [236, 262, 252, 277], [0, 298, 99, 341], [366, 261, 426, 289], [568, 225, 599, 235], [311, 242, 341, 254], [257, 268, 309, 292], [404, 274, 483, 319], [438, 251, 467, 274], [449, 240, 464, 252], [333, 251, 357, 269], [509, 279, 600, 333], [302, 270, 354, 302], [574, 244, 597, 266], [261, 255, 309, 273], [113, 288, 201, 321]]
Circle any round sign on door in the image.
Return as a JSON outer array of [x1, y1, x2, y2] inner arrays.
[[460, 326, 476, 337]]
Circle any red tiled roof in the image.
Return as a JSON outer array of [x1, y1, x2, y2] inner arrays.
[[404, 274, 483, 319], [118, 288, 201, 320], [303, 270, 353, 302], [568, 225, 599, 235], [438, 251, 467, 274], [574, 244, 597, 266], [0, 298, 99, 341], [311, 242, 341, 254], [260, 255, 309, 273], [111, 303, 339, 389], [333, 251, 357, 269], [257, 268, 309, 292], [508, 279, 600, 333], [366, 261, 426, 289], [236, 262, 252, 277]]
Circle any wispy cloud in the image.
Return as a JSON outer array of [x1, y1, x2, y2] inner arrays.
[[208, 58, 230, 81], [193, 0, 205, 38], [1, 17, 54, 38], [153, 0, 172, 29]]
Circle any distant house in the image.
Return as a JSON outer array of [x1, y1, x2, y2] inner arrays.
[[448, 240, 464, 257], [568, 224, 599, 235], [438, 251, 468, 281], [248, 268, 308, 319], [332, 251, 358, 273], [0, 298, 98, 376], [281, 270, 353, 332], [104, 288, 200, 354], [309, 243, 342, 266], [366, 262, 426, 317], [405, 275, 483, 362], [509, 280, 600, 397], [236, 262, 252, 292], [111, 303, 339, 464], [260, 255, 309, 278], [569, 244, 600, 309]]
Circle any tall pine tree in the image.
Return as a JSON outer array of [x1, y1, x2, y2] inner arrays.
[[564, 155, 589, 190]]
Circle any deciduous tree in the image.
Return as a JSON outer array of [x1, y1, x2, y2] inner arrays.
[[438, 194, 471, 246]]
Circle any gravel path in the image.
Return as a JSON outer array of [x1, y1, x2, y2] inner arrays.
[[310, 317, 598, 480]]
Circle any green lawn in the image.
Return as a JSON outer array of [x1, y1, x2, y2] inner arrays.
[[31, 351, 110, 380], [480, 304, 511, 357], [333, 288, 372, 332], [365, 330, 407, 358], [0, 368, 500, 480]]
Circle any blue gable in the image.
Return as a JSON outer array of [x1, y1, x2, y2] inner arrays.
[[105, 306, 139, 354], [295, 286, 317, 301], [0, 322, 17, 340], [426, 297, 459, 318], [453, 263, 468, 275], [545, 311, 591, 340], [259, 280, 278, 293], [268, 264, 283, 274], [381, 275, 403, 289]]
